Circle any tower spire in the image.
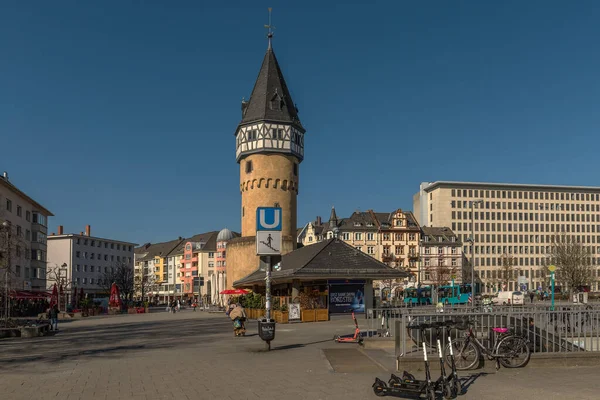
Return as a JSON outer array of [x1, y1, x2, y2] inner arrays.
[[264, 7, 275, 50]]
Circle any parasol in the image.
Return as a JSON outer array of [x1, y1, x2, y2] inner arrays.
[[109, 283, 122, 308], [50, 284, 58, 308]]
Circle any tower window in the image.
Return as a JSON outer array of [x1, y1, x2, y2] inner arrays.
[[245, 160, 253, 173], [293, 164, 298, 176]]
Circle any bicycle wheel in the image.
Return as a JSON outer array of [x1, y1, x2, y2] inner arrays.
[[445, 338, 479, 370], [497, 335, 531, 368]]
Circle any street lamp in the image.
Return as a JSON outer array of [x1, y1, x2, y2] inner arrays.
[[58, 263, 67, 312], [468, 199, 483, 306], [548, 264, 556, 311]]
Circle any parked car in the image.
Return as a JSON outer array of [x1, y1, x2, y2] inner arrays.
[[492, 291, 524, 305]]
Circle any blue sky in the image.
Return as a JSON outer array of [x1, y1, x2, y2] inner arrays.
[[2, 1, 599, 244]]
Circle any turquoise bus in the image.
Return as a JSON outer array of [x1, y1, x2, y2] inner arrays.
[[403, 286, 433, 305], [437, 284, 471, 305]]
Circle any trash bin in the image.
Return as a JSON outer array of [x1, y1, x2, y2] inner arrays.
[[258, 319, 276, 342]]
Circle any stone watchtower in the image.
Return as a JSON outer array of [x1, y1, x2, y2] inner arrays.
[[226, 32, 305, 288]]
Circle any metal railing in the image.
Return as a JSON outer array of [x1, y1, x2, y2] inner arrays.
[[366, 304, 600, 357]]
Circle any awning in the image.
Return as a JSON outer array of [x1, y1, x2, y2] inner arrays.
[[10, 290, 52, 300]]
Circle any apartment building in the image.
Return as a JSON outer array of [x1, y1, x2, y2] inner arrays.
[[47, 224, 136, 295], [176, 231, 218, 301], [298, 207, 422, 276], [414, 181, 600, 292], [134, 238, 184, 302], [420, 227, 464, 286], [0, 171, 53, 292]]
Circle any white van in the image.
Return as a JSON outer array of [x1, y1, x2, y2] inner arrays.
[[493, 291, 525, 306]]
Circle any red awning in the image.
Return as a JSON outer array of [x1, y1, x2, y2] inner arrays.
[[10, 290, 52, 300]]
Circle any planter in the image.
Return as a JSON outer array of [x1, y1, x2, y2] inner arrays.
[[301, 309, 316, 323], [315, 309, 329, 322], [273, 311, 289, 324]]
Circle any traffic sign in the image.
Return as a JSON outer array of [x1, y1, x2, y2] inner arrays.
[[256, 207, 282, 255], [256, 207, 282, 231], [548, 265, 556, 273]]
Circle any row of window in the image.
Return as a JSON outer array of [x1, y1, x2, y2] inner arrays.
[[2, 197, 47, 226], [473, 256, 600, 267], [423, 258, 459, 267], [75, 251, 131, 263], [470, 244, 600, 256], [339, 232, 419, 241], [76, 237, 132, 252], [10, 265, 44, 279], [450, 188, 600, 202], [453, 209, 600, 223], [75, 265, 117, 274], [454, 221, 600, 236]]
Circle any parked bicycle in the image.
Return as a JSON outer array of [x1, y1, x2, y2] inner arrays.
[[444, 318, 531, 370]]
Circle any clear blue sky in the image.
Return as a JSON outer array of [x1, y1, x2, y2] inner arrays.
[[2, 1, 599, 244]]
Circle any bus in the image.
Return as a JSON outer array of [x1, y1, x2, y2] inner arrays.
[[403, 286, 433, 305], [437, 284, 471, 305]]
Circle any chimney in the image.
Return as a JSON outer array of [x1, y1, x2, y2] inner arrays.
[[85, 225, 91, 236], [2, 171, 7, 180], [80, 232, 84, 236], [58, 225, 64, 235], [316, 216, 322, 226]]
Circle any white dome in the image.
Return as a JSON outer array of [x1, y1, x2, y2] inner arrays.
[[217, 228, 235, 242]]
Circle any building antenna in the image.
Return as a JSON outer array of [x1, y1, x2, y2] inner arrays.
[[264, 7, 275, 49]]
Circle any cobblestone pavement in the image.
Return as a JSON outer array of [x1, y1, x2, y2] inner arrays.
[[0, 311, 598, 400]]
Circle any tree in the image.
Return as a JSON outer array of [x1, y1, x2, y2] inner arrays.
[[134, 271, 157, 301], [547, 234, 594, 294], [46, 263, 74, 310], [428, 264, 456, 288], [101, 262, 135, 301], [499, 253, 516, 290]]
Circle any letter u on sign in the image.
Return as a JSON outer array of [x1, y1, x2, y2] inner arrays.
[[256, 207, 282, 231]]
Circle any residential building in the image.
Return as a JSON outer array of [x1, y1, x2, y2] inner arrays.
[[176, 231, 218, 301], [214, 228, 239, 305], [299, 207, 422, 292], [225, 30, 304, 289], [413, 181, 600, 292], [47, 224, 136, 296], [419, 227, 464, 286], [134, 238, 184, 302], [0, 171, 54, 292]]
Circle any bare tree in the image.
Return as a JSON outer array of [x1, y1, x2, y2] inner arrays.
[[499, 253, 516, 290], [547, 234, 594, 294], [428, 264, 455, 288], [100, 262, 135, 301], [46, 263, 74, 310], [134, 272, 157, 301]]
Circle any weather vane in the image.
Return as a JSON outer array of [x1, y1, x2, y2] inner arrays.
[[264, 7, 275, 49]]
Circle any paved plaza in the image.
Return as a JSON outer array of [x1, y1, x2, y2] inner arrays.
[[0, 310, 598, 400]]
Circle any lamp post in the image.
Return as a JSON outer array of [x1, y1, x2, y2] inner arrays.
[[58, 263, 67, 312], [2, 221, 11, 323], [548, 264, 556, 311], [469, 199, 483, 306]]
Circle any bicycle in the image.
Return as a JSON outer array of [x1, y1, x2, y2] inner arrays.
[[444, 318, 531, 370]]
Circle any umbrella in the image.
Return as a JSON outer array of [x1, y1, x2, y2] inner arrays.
[[109, 283, 122, 308], [219, 289, 250, 295], [50, 284, 58, 308]]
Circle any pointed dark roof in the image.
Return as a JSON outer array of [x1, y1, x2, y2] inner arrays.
[[238, 47, 303, 130], [329, 207, 338, 223], [233, 239, 409, 287]]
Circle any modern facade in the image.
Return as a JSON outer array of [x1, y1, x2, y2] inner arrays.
[[419, 227, 464, 287], [47, 224, 136, 296], [414, 181, 600, 292], [0, 171, 54, 292], [226, 31, 303, 288]]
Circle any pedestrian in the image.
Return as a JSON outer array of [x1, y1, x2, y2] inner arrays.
[[529, 291, 535, 303], [192, 301, 197, 312], [228, 303, 246, 337], [49, 304, 59, 331]]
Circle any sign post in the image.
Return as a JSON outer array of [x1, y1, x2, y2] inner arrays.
[[256, 207, 282, 351], [548, 265, 556, 311]]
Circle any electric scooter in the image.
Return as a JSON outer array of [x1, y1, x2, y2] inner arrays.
[[446, 335, 462, 396], [435, 339, 454, 399], [334, 311, 363, 344], [372, 343, 436, 399]]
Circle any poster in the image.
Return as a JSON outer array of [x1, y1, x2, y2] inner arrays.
[[288, 304, 301, 320], [329, 283, 365, 313]]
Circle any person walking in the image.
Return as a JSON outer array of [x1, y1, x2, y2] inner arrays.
[[529, 291, 535, 303], [228, 303, 247, 337], [49, 304, 59, 331]]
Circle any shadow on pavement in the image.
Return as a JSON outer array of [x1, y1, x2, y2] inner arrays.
[[272, 338, 333, 351], [0, 316, 232, 369], [460, 372, 489, 395]]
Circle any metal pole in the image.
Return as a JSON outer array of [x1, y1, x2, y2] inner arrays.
[[550, 272, 555, 311], [470, 201, 475, 307], [6, 226, 11, 322], [265, 255, 272, 321]]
